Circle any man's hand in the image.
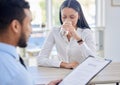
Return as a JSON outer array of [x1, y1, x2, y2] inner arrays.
[[47, 79, 62, 85]]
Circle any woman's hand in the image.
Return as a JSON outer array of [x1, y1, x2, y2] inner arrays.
[[60, 61, 79, 69], [47, 79, 62, 85], [61, 20, 82, 41]]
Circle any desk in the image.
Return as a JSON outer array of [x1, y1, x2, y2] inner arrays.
[[90, 62, 120, 85], [29, 62, 120, 85]]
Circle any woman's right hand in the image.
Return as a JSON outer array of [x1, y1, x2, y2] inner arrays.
[[60, 61, 79, 69], [47, 79, 62, 85]]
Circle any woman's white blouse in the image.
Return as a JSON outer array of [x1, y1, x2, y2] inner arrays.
[[37, 27, 96, 67]]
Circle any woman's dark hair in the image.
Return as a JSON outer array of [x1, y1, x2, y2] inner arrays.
[[59, 0, 90, 29], [0, 0, 30, 30]]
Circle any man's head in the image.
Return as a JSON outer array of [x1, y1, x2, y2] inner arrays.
[[0, 0, 32, 47]]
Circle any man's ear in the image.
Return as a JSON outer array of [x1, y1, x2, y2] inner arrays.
[[10, 20, 21, 33]]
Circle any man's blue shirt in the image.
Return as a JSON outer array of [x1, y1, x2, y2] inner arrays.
[[0, 43, 34, 85]]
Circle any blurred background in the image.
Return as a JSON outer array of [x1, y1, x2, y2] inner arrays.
[[18, 0, 120, 66]]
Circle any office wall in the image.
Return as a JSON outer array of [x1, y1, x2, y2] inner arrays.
[[104, 0, 120, 61]]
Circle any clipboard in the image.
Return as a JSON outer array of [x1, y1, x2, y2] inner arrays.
[[59, 56, 112, 85]]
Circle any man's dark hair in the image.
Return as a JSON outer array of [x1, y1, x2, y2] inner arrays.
[[0, 0, 30, 31]]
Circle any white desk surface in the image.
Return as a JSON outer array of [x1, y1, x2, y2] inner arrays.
[[29, 62, 120, 85]]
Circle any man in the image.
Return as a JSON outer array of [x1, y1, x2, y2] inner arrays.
[[0, 0, 61, 85]]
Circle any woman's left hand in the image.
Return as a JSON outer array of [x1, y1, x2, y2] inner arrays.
[[62, 21, 82, 41]]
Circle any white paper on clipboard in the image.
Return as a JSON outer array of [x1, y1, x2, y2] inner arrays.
[[59, 56, 112, 85]]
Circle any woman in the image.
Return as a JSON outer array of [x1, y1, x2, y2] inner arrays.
[[37, 0, 96, 69]]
